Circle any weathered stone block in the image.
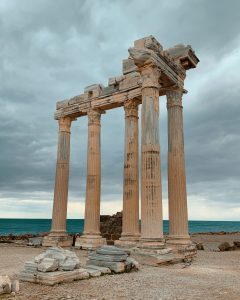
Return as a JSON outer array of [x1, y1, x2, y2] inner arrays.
[[38, 258, 58, 272], [86, 268, 101, 277], [100, 85, 118, 96], [56, 99, 69, 110], [86, 265, 111, 274], [86, 259, 125, 273], [28, 237, 43, 246], [84, 84, 104, 98], [134, 35, 163, 52], [20, 269, 89, 286], [122, 58, 137, 75]]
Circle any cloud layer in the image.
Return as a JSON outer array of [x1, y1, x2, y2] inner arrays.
[[0, 0, 240, 220]]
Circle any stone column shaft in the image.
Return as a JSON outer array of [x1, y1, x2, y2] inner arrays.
[[51, 117, 72, 235], [166, 90, 190, 243], [83, 109, 102, 235], [140, 65, 163, 241], [43, 117, 73, 247], [75, 109, 106, 249], [121, 100, 140, 240]]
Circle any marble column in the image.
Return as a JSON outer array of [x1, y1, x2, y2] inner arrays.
[[42, 117, 73, 247], [140, 65, 164, 245], [117, 100, 140, 246], [75, 108, 106, 249], [166, 89, 191, 245]]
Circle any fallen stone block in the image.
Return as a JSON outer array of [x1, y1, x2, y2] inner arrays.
[[38, 258, 58, 272], [86, 268, 101, 277], [87, 259, 125, 273], [28, 237, 43, 246], [86, 265, 111, 274], [20, 269, 89, 286], [89, 253, 128, 262]]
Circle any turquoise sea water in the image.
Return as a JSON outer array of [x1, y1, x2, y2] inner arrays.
[[0, 219, 240, 236]]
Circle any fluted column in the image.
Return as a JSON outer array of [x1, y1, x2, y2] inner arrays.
[[166, 89, 190, 245], [140, 65, 164, 243], [43, 116, 73, 247], [120, 100, 140, 242], [75, 108, 106, 249]]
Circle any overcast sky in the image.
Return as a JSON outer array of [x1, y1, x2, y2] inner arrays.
[[0, 0, 239, 220]]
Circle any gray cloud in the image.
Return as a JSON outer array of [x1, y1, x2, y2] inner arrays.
[[0, 0, 240, 219]]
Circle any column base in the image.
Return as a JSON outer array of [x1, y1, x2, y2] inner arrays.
[[42, 234, 73, 247], [138, 237, 165, 250], [166, 235, 196, 255], [166, 235, 192, 246], [75, 235, 106, 250], [114, 234, 140, 247]]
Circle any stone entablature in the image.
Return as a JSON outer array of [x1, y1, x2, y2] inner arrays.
[[43, 36, 199, 250], [54, 36, 198, 120]]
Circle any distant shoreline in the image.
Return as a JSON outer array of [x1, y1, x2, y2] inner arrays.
[[1, 231, 240, 239]]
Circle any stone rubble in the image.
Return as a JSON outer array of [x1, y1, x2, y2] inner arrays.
[[19, 246, 139, 285]]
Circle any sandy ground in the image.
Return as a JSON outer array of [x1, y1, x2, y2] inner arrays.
[[0, 234, 240, 300]]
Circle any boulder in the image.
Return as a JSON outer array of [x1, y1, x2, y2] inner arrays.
[[233, 241, 240, 248], [218, 242, 231, 251], [196, 243, 204, 250]]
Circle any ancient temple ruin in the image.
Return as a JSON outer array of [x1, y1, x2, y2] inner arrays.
[[43, 36, 199, 251]]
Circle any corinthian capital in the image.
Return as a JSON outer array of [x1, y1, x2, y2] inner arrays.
[[59, 117, 72, 132], [166, 89, 183, 109], [140, 65, 161, 89], [124, 99, 139, 118], [88, 108, 103, 126]]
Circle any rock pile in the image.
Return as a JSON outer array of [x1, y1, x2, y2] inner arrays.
[[218, 241, 240, 251], [100, 212, 122, 244], [20, 246, 139, 286], [20, 247, 89, 285], [0, 275, 19, 296], [87, 245, 139, 273]]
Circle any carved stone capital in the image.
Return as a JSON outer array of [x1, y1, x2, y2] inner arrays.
[[88, 108, 103, 126], [59, 117, 72, 133], [124, 100, 139, 118], [140, 65, 161, 89], [166, 89, 183, 109]]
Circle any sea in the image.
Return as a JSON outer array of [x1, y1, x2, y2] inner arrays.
[[0, 219, 240, 236]]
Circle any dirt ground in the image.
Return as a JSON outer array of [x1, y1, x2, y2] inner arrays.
[[0, 233, 240, 300]]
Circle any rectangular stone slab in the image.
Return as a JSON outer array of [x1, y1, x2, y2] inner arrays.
[[85, 268, 101, 277], [19, 268, 89, 286], [86, 265, 111, 274], [86, 259, 125, 273]]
